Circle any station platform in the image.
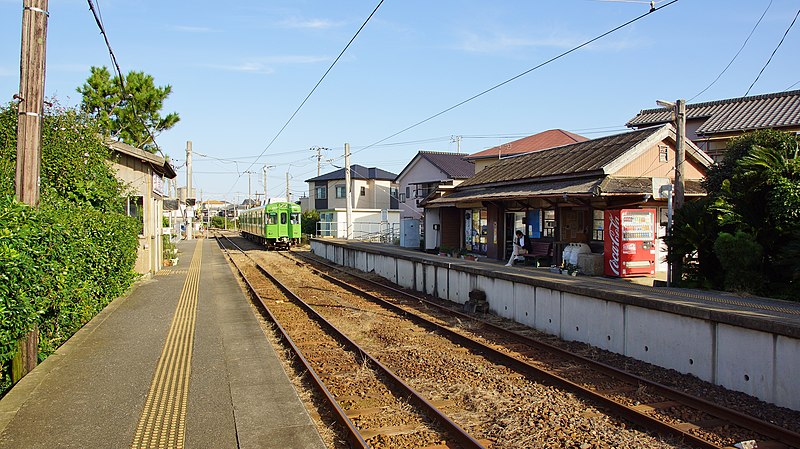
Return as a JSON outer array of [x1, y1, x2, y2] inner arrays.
[[0, 238, 325, 449]]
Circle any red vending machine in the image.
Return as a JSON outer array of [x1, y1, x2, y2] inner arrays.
[[604, 209, 656, 277]]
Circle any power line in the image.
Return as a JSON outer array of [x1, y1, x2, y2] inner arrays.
[[348, 0, 678, 160], [86, 0, 163, 155], [234, 0, 385, 190], [786, 80, 800, 91], [689, 0, 772, 102], [745, 7, 800, 96]]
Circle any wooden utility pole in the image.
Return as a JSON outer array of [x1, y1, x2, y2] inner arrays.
[[13, 0, 49, 383]]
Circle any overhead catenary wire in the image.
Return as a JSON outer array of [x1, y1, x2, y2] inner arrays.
[[344, 0, 678, 161], [745, 7, 800, 96], [232, 0, 385, 193], [688, 0, 772, 102]]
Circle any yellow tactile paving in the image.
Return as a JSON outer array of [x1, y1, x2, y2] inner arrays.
[[131, 243, 202, 449]]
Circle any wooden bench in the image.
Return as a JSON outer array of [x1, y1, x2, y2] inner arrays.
[[520, 242, 553, 267]]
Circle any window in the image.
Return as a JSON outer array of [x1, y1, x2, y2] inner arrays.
[[315, 186, 327, 200], [543, 209, 555, 238], [593, 209, 604, 241], [399, 193, 406, 202], [125, 196, 144, 235], [659, 145, 669, 162], [290, 213, 300, 225], [405, 186, 410, 199], [280, 212, 287, 225], [268, 213, 277, 225], [390, 187, 398, 201], [360, 186, 366, 196], [335, 184, 346, 198]]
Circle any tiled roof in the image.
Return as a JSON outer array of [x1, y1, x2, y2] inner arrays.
[[419, 151, 475, 179], [424, 176, 705, 206], [626, 90, 800, 135], [466, 129, 588, 160], [305, 164, 397, 182], [457, 126, 660, 188]]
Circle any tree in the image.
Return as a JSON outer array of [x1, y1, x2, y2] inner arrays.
[[77, 66, 179, 152], [670, 129, 800, 299]]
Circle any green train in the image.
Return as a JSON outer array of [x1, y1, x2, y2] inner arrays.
[[239, 202, 302, 249]]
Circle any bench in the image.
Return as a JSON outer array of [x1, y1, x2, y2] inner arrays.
[[520, 242, 553, 267]]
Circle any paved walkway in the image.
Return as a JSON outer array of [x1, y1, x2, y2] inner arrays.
[[0, 238, 325, 449]]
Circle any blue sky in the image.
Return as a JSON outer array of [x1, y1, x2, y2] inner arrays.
[[1, 0, 799, 203]]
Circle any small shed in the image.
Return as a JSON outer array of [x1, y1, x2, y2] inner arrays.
[[107, 140, 177, 276]]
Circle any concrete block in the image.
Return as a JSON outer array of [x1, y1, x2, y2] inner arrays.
[[577, 253, 603, 276], [513, 283, 536, 328], [716, 324, 774, 403], [624, 306, 714, 381], [534, 287, 561, 336], [775, 336, 800, 411], [561, 293, 625, 353], [397, 259, 414, 289]]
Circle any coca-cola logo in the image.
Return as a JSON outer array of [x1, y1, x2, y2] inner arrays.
[[608, 215, 620, 275]]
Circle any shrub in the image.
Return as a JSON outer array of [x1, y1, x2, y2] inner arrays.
[[713, 231, 764, 293]]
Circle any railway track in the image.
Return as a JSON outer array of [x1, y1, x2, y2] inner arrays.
[[216, 234, 487, 449], [216, 232, 800, 448], [278, 243, 800, 449]]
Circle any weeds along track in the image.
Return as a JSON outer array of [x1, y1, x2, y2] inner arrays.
[[216, 234, 485, 449], [278, 244, 800, 449]]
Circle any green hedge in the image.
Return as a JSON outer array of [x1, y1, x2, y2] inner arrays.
[[1, 103, 140, 393]]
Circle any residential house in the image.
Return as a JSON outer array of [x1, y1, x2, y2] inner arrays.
[[394, 151, 475, 249], [421, 124, 713, 272], [627, 89, 800, 161], [107, 140, 177, 276], [306, 165, 400, 240], [465, 129, 588, 173]]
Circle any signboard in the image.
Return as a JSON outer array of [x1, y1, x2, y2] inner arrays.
[[153, 173, 164, 197]]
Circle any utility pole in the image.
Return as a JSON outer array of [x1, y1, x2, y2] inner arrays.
[[285, 171, 290, 202], [263, 165, 274, 203], [310, 146, 329, 176], [186, 140, 193, 240], [344, 143, 353, 240], [13, 0, 49, 383], [452, 135, 462, 153], [674, 99, 686, 210]]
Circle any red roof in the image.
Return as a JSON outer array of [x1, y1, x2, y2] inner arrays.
[[466, 129, 588, 160]]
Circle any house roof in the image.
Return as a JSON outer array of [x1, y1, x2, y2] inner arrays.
[[465, 129, 588, 160], [419, 151, 475, 178], [457, 124, 710, 189], [106, 139, 177, 179], [305, 164, 397, 182], [394, 151, 475, 182], [626, 89, 800, 136], [423, 176, 705, 207]]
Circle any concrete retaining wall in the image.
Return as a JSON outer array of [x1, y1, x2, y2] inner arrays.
[[310, 239, 800, 411]]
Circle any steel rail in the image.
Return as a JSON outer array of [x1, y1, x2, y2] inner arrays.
[[290, 250, 800, 449], [214, 236, 370, 449], [217, 234, 487, 449]]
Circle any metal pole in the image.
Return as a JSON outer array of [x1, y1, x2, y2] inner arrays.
[[186, 140, 193, 240], [345, 143, 353, 240]]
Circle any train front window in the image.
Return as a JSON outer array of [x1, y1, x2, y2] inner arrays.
[[280, 212, 287, 224], [291, 213, 300, 224], [268, 213, 277, 225]]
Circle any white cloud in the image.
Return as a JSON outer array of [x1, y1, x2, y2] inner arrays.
[[278, 17, 344, 30], [205, 55, 328, 74]]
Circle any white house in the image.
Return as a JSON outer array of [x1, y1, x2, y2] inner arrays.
[[394, 151, 475, 249], [306, 165, 400, 241]]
